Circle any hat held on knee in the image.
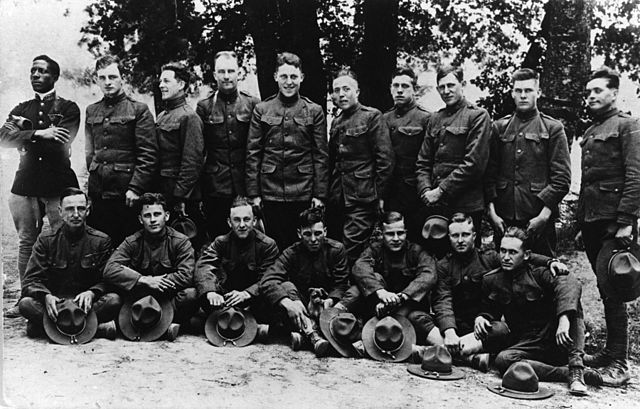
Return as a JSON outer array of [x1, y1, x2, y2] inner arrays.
[[362, 314, 415, 362], [43, 299, 97, 345], [205, 307, 257, 347], [119, 294, 174, 342]]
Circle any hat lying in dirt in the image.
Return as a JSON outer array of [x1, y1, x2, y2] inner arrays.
[[487, 361, 553, 400], [421, 215, 449, 240], [119, 295, 174, 342], [169, 213, 198, 239], [407, 345, 464, 380], [596, 239, 640, 302], [43, 299, 97, 345], [319, 308, 361, 358], [205, 307, 257, 347], [362, 314, 415, 362]]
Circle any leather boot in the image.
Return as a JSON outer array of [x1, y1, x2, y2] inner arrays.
[[600, 360, 630, 387], [568, 367, 588, 396], [96, 320, 117, 340], [26, 320, 45, 338], [470, 353, 490, 373], [290, 331, 304, 351], [308, 331, 330, 357], [256, 324, 270, 343], [583, 349, 612, 368], [166, 323, 180, 342]]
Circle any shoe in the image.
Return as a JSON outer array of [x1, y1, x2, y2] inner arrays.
[[568, 368, 588, 396], [600, 360, 630, 387], [187, 316, 205, 334], [26, 320, 45, 338], [96, 321, 117, 340], [166, 323, 181, 342], [470, 353, 490, 373], [583, 368, 603, 387], [308, 331, 330, 358], [290, 331, 304, 351], [352, 340, 365, 358], [4, 305, 21, 318], [584, 350, 612, 368], [410, 345, 427, 364], [256, 324, 270, 343]]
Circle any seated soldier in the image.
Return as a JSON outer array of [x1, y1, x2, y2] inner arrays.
[[432, 213, 568, 371], [194, 196, 279, 326], [352, 211, 441, 348], [260, 207, 350, 357], [104, 193, 198, 341], [19, 187, 121, 339], [475, 227, 602, 396]]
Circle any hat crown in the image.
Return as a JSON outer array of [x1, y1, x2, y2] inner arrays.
[[217, 309, 246, 339], [55, 300, 87, 335], [330, 313, 358, 341], [610, 251, 640, 281], [422, 215, 448, 240], [420, 346, 453, 373], [502, 362, 539, 393], [131, 295, 162, 330], [374, 316, 404, 351]]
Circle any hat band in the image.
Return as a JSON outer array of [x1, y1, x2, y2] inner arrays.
[[373, 336, 404, 360], [217, 326, 246, 346], [422, 369, 453, 377], [495, 386, 541, 395], [56, 320, 87, 343]]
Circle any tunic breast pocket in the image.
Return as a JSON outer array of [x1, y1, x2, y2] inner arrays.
[[437, 126, 468, 160]]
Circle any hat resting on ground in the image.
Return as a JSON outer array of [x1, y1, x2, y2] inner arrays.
[[319, 308, 361, 357], [43, 298, 98, 345], [422, 215, 449, 240], [596, 239, 640, 302], [362, 314, 416, 362], [205, 307, 258, 347], [119, 294, 174, 342], [407, 345, 464, 380], [487, 361, 554, 400]]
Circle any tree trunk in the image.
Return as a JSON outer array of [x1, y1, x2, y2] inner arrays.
[[245, 0, 280, 100]]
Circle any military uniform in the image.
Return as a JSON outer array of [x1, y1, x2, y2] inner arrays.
[[486, 109, 571, 256], [85, 92, 157, 245], [382, 101, 430, 242], [578, 107, 640, 367], [196, 90, 260, 238], [246, 93, 329, 250], [19, 225, 121, 327], [327, 103, 394, 264]]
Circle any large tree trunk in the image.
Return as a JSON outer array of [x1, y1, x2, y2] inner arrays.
[[245, 0, 280, 100]]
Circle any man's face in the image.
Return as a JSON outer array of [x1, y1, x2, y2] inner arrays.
[[332, 76, 360, 111], [96, 63, 124, 98], [382, 220, 407, 252], [214, 56, 239, 94], [30, 59, 56, 93], [499, 237, 530, 271], [274, 64, 303, 98], [390, 74, 416, 107], [298, 221, 326, 253], [159, 70, 185, 101], [437, 72, 464, 107], [60, 194, 89, 232], [448, 221, 475, 255], [139, 204, 169, 236], [586, 77, 617, 113], [228, 205, 255, 240], [512, 78, 539, 113]]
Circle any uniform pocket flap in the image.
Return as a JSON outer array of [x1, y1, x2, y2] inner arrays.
[[530, 182, 546, 192], [497, 180, 508, 189], [49, 257, 68, 269], [88, 161, 100, 171], [293, 116, 312, 126], [445, 125, 469, 135], [113, 163, 134, 173], [160, 168, 180, 177], [80, 252, 106, 269], [262, 115, 283, 126], [85, 115, 104, 125], [205, 163, 221, 174], [111, 115, 136, 124], [594, 132, 619, 141], [345, 125, 368, 137], [207, 115, 224, 124], [236, 112, 251, 123], [488, 291, 511, 304], [297, 164, 313, 174], [354, 169, 372, 179], [524, 132, 548, 142], [599, 181, 623, 193], [157, 121, 181, 132], [499, 133, 515, 143], [261, 164, 277, 174], [398, 126, 423, 136], [525, 290, 543, 301]]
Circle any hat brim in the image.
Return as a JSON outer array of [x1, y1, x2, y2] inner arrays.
[[43, 308, 98, 345], [205, 308, 258, 347], [421, 215, 449, 240], [487, 384, 554, 400], [118, 295, 174, 342], [362, 314, 416, 362], [596, 239, 640, 302], [169, 217, 197, 239], [319, 308, 357, 358], [406, 364, 464, 380]]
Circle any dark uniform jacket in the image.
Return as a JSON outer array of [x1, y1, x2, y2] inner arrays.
[[21, 225, 112, 300], [196, 90, 260, 198], [104, 227, 194, 293], [260, 238, 349, 306], [0, 92, 80, 197], [578, 107, 640, 226], [156, 95, 204, 202], [328, 103, 394, 206], [85, 92, 157, 199], [245, 93, 328, 202], [352, 241, 436, 307], [194, 230, 278, 298], [486, 109, 571, 220], [416, 98, 491, 213], [479, 264, 580, 338]]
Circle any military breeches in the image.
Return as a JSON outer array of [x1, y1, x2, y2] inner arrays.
[[19, 292, 123, 327], [326, 201, 378, 266], [456, 319, 511, 353], [494, 217, 557, 257]]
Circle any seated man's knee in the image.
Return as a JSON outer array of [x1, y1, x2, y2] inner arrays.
[[495, 350, 522, 374], [18, 297, 44, 320]]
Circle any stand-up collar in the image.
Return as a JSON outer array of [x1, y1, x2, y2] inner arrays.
[[165, 95, 187, 110], [515, 107, 538, 121], [35, 89, 56, 101]]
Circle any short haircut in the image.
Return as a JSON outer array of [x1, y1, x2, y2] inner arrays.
[[230, 196, 252, 210], [214, 51, 238, 66], [502, 226, 531, 251], [137, 193, 168, 213], [449, 212, 474, 232], [392, 66, 417, 88], [298, 207, 325, 229], [275, 52, 302, 71], [436, 64, 463, 83], [590, 66, 620, 89], [33, 55, 60, 79], [335, 67, 358, 83], [59, 187, 88, 204], [381, 211, 404, 225], [161, 62, 190, 91], [511, 68, 539, 84], [95, 55, 124, 74]]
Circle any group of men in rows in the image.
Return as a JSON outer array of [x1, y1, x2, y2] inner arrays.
[[1, 50, 638, 398]]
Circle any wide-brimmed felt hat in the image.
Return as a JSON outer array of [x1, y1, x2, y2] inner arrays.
[[119, 294, 174, 341], [362, 314, 416, 362], [43, 299, 97, 345], [422, 215, 449, 240], [487, 361, 554, 400], [319, 308, 361, 357], [169, 213, 198, 239], [205, 307, 258, 347], [596, 239, 640, 302], [407, 345, 464, 380]]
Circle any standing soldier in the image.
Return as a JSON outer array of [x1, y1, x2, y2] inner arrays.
[[486, 68, 571, 257], [245, 52, 329, 250], [328, 68, 394, 264], [0, 55, 80, 318], [85, 55, 157, 246], [415, 64, 491, 246], [197, 51, 260, 239], [578, 66, 640, 386], [382, 66, 430, 243]]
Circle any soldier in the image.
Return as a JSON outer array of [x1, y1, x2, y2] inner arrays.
[[382, 66, 430, 243], [245, 52, 328, 250], [477, 227, 602, 396], [327, 68, 394, 264], [0, 55, 80, 317], [486, 68, 571, 257], [197, 51, 260, 239], [578, 66, 640, 386], [19, 187, 121, 339], [415, 64, 491, 247], [85, 55, 157, 246]]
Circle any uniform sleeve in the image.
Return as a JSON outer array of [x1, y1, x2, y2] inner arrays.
[[21, 236, 52, 300], [173, 112, 204, 200], [311, 106, 329, 200], [0, 102, 36, 147], [196, 100, 208, 122], [401, 248, 437, 302], [536, 268, 581, 318], [432, 260, 457, 331], [327, 244, 350, 302], [128, 104, 158, 195], [245, 105, 264, 198], [370, 110, 394, 198], [103, 239, 143, 291], [194, 238, 225, 297], [484, 121, 502, 203], [416, 119, 435, 196], [165, 236, 195, 291], [84, 107, 95, 171], [617, 118, 640, 225], [351, 246, 386, 298], [537, 121, 571, 209], [478, 276, 503, 322], [260, 247, 296, 306], [88, 237, 114, 296], [60, 100, 81, 145], [245, 238, 279, 297]]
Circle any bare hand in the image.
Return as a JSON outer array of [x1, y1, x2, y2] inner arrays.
[[444, 329, 461, 355], [474, 316, 492, 340], [488, 209, 506, 237], [250, 196, 262, 207], [280, 298, 309, 331], [378, 199, 385, 212], [73, 291, 95, 313], [44, 294, 62, 321], [549, 260, 569, 277], [173, 201, 186, 216], [224, 290, 251, 307], [207, 292, 225, 307], [574, 231, 584, 248], [615, 224, 634, 247], [322, 298, 335, 310], [422, 187, 443, 206], [35, 127, 70, 143], [376, 289, 401, 306], [125, 190, 140, 207], [526, 214, 549, 237], [139, 275, 176, 293], [556, 314, 573, 348], [311, 197, 324, 208]]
